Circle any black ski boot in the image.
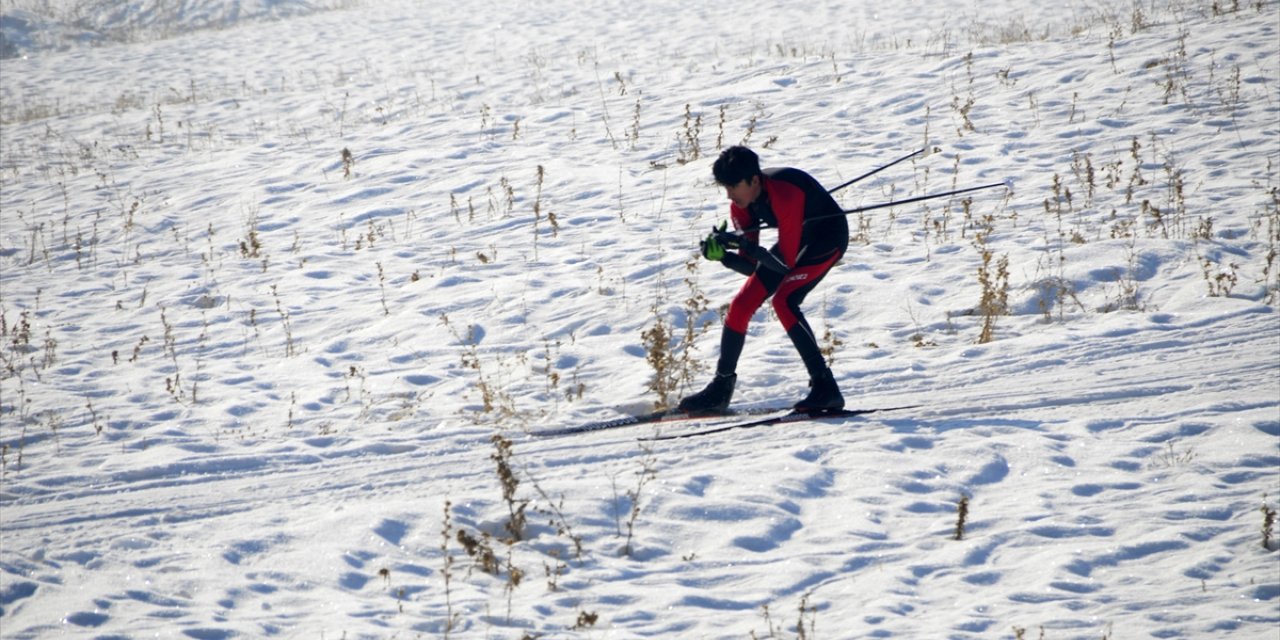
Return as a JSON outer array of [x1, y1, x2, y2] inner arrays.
[[678, 373, 736, 414], [794, 370, 844, 413]]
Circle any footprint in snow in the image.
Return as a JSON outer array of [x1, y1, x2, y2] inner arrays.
[[1070, 482, 1140, 497], [62, 610, 110, 627], [339, 571, 370, 591], [683, 475, 714, 497], [373, 518, 410, 545], [732, 517, 803, 553], [965, 454, 1010, 486]]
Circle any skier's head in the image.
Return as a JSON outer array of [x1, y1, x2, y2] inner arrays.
[[713, 146, 762, 187], [714, 146, 764, 209]]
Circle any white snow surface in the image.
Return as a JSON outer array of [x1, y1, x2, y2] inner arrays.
[[0, 1, 357, 57], [2, 0, 1279, 638]]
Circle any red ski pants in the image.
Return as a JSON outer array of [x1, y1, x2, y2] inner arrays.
[[724, 251, 842, 335]]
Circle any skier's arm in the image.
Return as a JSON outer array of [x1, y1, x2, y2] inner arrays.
[[715, 228, 788, 275], [700, 222, 787, 276], [720, 251, 756, 277]]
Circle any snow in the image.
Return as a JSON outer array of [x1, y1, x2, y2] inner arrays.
[[1, 0, 1278, 638]]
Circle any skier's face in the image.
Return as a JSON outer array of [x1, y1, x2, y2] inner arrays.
[[723, 175, 762, 209]]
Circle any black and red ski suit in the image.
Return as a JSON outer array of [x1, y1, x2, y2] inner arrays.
[[715, 167, 848, 380]]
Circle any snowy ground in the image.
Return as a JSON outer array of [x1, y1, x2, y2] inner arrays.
[[2, 0, 1278, 638]]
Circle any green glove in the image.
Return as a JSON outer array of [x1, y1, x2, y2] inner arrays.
[[701, 222, 728, 261]]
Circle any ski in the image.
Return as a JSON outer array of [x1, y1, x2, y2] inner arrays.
[[532, 405, 798, 438], [641, 405, 920, 441]]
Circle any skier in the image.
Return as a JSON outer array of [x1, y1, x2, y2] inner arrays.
[[679, 146, 849, 414]]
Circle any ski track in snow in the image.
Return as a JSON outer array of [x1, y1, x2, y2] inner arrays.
[[1, 0, 1278, 638]]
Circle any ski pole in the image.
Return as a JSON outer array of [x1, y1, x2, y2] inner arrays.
[[807, 182, 1008, 224], [826, 146, 931, 195]]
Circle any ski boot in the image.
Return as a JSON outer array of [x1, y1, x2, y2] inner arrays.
[[677, 373, 736, 414], [794, 370, 844, 413]]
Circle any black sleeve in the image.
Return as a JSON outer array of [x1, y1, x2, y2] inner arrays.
[[721, 252, 756, 277], [713, 225, 788, 276]]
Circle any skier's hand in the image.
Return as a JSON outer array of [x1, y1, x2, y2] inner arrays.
[[700, 222, 729, 261], [700, 235, 725, 261], [712, 223, 742, 250]]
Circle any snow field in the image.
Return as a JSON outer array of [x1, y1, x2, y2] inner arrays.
[[1, 0, 1278, 638]]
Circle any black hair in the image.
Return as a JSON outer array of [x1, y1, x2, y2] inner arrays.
[[713, 146, 762, 186]]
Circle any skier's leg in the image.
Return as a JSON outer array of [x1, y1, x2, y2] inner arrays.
[[776, 278, 829, 380], [771, 252, 841, 373], [675, 327, 743, 412], [785, 320, 829, 380], [679, 272, 776, 412], [724, 275, 770, 336], [718, 271, 779, 373], [772, 253, 845, 410], [715, 327, 746, 377]]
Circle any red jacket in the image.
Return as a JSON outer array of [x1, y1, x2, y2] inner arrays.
[[728, 168, 847, 269]]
